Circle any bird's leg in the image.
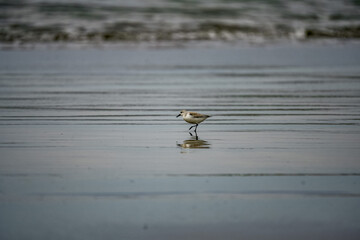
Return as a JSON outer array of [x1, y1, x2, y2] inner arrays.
[[189, 125, 196, 131], [194, 124, 199, 132]]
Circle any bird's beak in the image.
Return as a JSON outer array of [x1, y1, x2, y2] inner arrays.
[[176, 114, 181, 118]]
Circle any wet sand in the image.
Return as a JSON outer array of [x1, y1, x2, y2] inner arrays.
[[1, 43, 360, 239]]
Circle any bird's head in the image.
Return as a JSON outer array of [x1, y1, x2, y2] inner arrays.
[[176, 110, 187, 118]]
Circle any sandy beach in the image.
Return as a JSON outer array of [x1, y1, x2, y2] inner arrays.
[[0, 42, 360, 239]]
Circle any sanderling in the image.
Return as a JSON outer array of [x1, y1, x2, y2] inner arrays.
[[176, 110, 210, 132]]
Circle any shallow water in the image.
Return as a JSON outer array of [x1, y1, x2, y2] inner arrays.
[[1, 43, 360, 239]]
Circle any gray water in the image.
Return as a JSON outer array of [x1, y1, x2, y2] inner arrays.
[[1, 43, 360, 239], [1, 0, 360, 44]]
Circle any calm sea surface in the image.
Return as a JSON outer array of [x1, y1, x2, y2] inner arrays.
[[1, 43, 360, 239]]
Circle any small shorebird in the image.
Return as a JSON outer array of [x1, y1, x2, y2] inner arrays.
[[176, 110, 210, 132]]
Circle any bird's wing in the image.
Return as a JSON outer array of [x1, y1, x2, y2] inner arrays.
[[189, 112, 209, 118]]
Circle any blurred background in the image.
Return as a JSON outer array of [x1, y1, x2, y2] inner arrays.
[[1, 0, 360, 46]]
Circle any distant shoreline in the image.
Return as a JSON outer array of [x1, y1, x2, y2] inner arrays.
[[2, 38, 360, 51], [2, 0, 360, 49]]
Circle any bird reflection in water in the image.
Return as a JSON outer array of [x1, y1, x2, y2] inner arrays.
[[177, 132, 210, 149]]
